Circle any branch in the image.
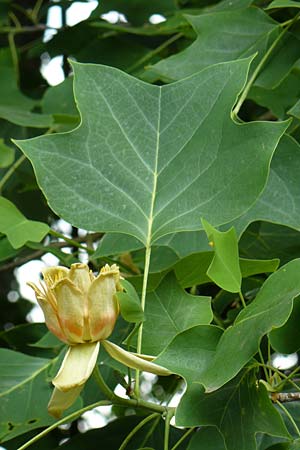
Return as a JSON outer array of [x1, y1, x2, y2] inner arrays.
[[272, 392, 300, 403], [0, 233, 103, 272]]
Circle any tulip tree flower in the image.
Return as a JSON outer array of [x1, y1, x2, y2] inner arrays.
[[28, 263, 171, 417]]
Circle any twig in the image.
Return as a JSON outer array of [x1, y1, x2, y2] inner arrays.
[[232, 11, 300, 116], [272, 392, 300, 403], [0, 233, 102, 272], [0, 154, 26, 193]]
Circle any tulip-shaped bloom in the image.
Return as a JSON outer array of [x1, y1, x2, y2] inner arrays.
[[28, 262, 120, 345], [29, 263, 171, 418]]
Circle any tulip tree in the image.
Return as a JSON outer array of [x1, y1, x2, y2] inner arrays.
[[2, 0, 300, 449]]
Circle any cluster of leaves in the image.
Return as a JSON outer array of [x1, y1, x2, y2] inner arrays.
[[2, 0, 300, 449]]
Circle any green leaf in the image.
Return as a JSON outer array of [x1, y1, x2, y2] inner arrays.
[[30, 331, 63, 350], [187, 427, 226, 450], [116, 279, 144, 323], [249, 71, 300, 119], [0, 349, 71, 442], [0, 139, 14, 168], [93, 233, 143, 258], [49, 416, 188, 450], [0, 49, 52, 128], [176, 371, 290, 450], [155, 325, 223, 386], [0, 348, 82, 442], [174, 252, 279, 288], [232, 135, 300, 236], [289, 98, 300, 119], [202, 219, 241, 293], [0, 236, 18, 262], [269, 297, 300, 353], [15, 59, 287, 245], [141, 273, 212, 355], [266, 0, 300, 9], [0, 106, 53, 128], [150, 7, 278, 81], [0, 196, 49, 248], [92, 0, 178, 26], [199, 258, 300, 392], [239, 222, 300, 265]]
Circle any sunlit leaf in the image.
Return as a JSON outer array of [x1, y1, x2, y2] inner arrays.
[[202, 219, 241, 292], [15, 59, 287, 245], [0, 196, 49, 248]]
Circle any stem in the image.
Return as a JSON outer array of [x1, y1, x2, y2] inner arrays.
[[135, 245, 152, 396], [93, 363, 171, 415], [93, 364, 115, 400], [256, 363, 300, 393], [8, 32, 19, 84], [49, 229, 94, 254], [17, 400, 112, 450], [238, 290, 246, 308], [0, 233, 102, 272], [276, 401, 300, 437], [164, 409, 174, 450], [140, 414, 161, 447], [118, 413, 160, 450], [31, 0, 44, 23], [0, 154, 26, 193], [258, 347, 270, 383], [170, 428, 195, 450], [233, 12, 300, 116], [127, 33, 183, 73]]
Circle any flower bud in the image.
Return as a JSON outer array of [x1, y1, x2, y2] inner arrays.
[[28, 263, 121, 344]]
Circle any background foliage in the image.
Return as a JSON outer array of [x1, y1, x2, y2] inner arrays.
[[1, 0, 300, 449]]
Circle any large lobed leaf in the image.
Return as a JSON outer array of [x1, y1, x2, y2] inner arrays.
[[16, 59, 287, 245], [199, 258, 300, 391], [179, 372, 290, 450], [232, 135, 300, 236]]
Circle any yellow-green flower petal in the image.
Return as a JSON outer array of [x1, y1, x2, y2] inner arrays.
[[87, 266, 119, 341], [48, 385, 83, 418], [52, 279, 86, 343], [69, 263, 92, 295], [52, 342, 100, 392], [102, 340, 172, 376], [27, 282, 67, 343]]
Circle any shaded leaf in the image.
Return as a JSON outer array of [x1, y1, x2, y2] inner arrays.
[[232, 135, 300, 236], [150, 7, 278, 81], [176, 371, 290, 450], [200, 258, 300, 392], [141, 273, 212, 355], [15, 59, 287, 245], [187, 427, 226, 450], [0, 49, 52, 128], [267, 0, 300, 9], [239, 222, 300, 265], [249, 71, 300, 119], [155, 325, 223, 386], [289, 98, 300, 119], [0, 349, 78, 442], [174, 252, 279, 288], [116, 279, 144, 323], [0, 196, 49, 248], [269, 297, 300, 353], [92, 0, 178, 26], [0, 236, 18, 262], [0, 139, 14, 168]]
